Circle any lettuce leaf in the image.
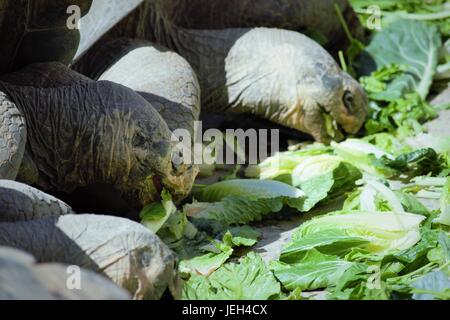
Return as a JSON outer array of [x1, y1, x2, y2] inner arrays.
[[411, 271, 450, 300], [258, 146, 330, 183], [292, 155, 362, 210], [179, 227, 261, 276], [280, 229, 370, 264], [361, 20, 441, 100], [180, 243, 234, 277], [293, 211, 426, 255], [271, 259, 359, 291], [140, 189, 176, 233], [182, 253, 281, 300], [191, 180, 306, 224], [331, 139, 397, 177]]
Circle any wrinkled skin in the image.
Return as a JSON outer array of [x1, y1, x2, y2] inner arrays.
[[78, 0, 368, 143], [0, 246, 131, 300], [0, 63, 196, 209]]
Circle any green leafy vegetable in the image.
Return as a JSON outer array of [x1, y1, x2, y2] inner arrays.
[[180, 242, 234, 276], [411, 271, 450, 300], [361, 20, 441, 99], [383, 148, 443, 176], [293, 210, 426, 255], [272, 259, 358, 291], [140, 189, 176, 233], [365, 93, 438, 136], [223, 226, 261, 247], [331, 139, 396, 177], [292, 155, 362, 210], [182, 253, 281, 300], [280, 230, 369, 264], [191, 179, 306, 224], [257, 145, 330, 183]]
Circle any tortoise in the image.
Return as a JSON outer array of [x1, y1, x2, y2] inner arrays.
[[0, 0, 367, 300], [75, 0, 369, 143], [160, 0, 364, 53], [0, 62, 197, 212], [0, 0, 200, 213], [0, 179, 179, 300], [0, 0, 195, 300]]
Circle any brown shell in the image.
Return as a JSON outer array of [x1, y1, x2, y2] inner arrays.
[[0, 0, 92, 74]]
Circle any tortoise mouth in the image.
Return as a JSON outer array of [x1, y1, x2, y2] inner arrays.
[[152, 175, 164, 194], [137, 164, 198, 207], [318, 105, 345, 142], [162, 164, 199, 203]]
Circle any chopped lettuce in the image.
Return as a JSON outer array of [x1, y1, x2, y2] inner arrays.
[[331, 139, 396, 177], [292, 155, 361, 211], [361, 20, 441, 100], [182, 253, 281, 300], [140, 189, 176, 233], [190, 179, 306, 224], [411, 271, 450, 300], [292, 210, 425, 255]]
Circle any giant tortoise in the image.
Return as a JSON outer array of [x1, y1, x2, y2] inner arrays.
[[0, 0, 200, 213], [0, 0, 195, 300], [76, 0, 368, 143], [0, 0, 368, 300]]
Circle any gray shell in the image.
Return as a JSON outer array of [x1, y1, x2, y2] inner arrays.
[[0, 246, 131, 300]]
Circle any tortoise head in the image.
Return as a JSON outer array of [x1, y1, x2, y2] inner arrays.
[[224, 29, 368, 144], [282, 68, 368, 144], [312, 71, 368, 143], [126, 123, 197, 208], [92, 83, 197, 209]]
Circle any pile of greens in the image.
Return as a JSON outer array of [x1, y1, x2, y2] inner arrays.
[[139, 3, 450, 300], [351, 1, 450, 137]]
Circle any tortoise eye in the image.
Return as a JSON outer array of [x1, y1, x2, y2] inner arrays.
[[343, 90, 354, 111]]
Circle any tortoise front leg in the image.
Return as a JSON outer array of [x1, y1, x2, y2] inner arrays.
[[0, 90, 26, 180]]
